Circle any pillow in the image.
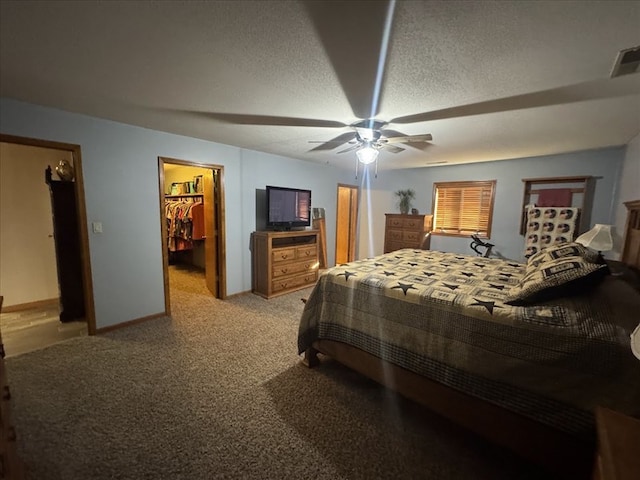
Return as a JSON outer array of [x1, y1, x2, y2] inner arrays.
[[526, 241, 600, 267], [505, 255, 609, 305]]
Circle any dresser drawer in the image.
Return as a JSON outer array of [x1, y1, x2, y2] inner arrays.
[[272, 271, 318, 293], [386, 229, 403, 242], [403, 230, 422, 243], [402, 217, 424, 230], [272, 260, 314, 278], [385, 241, 406, 253], [386, 217, 404, 228], [296, 244, 317, 260], [271, 247, 296, 264]]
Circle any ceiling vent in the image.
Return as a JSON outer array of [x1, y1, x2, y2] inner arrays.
[[610, 45, 640, 78]]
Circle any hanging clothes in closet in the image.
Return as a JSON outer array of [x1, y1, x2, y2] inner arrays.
[[165, 198, 205, 252]]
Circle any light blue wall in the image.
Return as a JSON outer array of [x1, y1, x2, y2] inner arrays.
[[356, 148, 625, 262], [0, 98, 351, 329]]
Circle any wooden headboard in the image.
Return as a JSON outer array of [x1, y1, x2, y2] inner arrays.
[[622, 199, 640, 269]]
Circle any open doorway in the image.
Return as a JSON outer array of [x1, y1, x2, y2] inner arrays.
[[158, 157, 226, 315], [0, 134, 95, 356], [335, 183, 359, 264]]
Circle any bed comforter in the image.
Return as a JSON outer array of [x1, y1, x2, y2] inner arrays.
[[298, 249, 640, 439]]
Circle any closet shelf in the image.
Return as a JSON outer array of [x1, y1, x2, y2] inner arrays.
[[165, 193, 203, 198]]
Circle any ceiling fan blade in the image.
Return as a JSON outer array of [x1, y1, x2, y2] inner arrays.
[[404, 141, 433, 152], [380, 144, 404, 154], [337, 144, 362, 154], [380, 128, 408, 138], [171, 110, 348, 128], [382, 134, 433, 144], [303, 0, 395, 119], [308, 132, 357, 151], [390, 75, 640, 124]]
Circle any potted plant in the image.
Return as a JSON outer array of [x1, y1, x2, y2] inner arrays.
[[395, 189, 415, 214]]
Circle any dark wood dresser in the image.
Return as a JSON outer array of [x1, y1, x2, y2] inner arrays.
[[593, 407, 640, 480], [622, 199, 640, 269], [0, 296, 27, 479], [384, 214, 433, 253]]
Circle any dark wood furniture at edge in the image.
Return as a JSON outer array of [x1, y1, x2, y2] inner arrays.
[[45, 166, 85, 322], [593, 407, 640, 480], [0, 296, 28, 479], [252, 230, 319, 299], [621, 199, 640, 269]]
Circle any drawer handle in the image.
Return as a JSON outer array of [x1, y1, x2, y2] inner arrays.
[[2, 386, 10, 400], [304, 251, 311, 256], [280, 268, 289, 274], [280, 254, 289, 259]]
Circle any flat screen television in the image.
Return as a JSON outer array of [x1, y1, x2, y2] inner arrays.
[[266, 185, 311, 230]]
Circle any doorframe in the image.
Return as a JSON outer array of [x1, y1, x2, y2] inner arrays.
[[335, 183, 360, 264], [0, 133, 96, 335], [157, 157, 227, 315]]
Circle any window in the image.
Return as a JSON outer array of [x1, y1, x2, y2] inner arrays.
[[432, 180, 496, 237]]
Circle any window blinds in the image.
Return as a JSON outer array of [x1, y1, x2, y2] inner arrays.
[[433, 181, 496, 236]]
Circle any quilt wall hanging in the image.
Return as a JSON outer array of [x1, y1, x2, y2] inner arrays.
[[524, 206, 579, 257]]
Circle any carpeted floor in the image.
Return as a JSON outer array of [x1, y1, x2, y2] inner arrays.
[[4, 266, 551, 479]]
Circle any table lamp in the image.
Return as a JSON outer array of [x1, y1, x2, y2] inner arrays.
[[575, 224, 613, 262]]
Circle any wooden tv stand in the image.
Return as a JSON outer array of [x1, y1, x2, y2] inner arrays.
[[251, 230, 320, 299]]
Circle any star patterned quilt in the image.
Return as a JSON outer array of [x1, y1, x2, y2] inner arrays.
[[298, 249, 640, 439]]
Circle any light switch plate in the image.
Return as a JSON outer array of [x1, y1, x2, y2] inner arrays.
[[92, 222, 103, 233]]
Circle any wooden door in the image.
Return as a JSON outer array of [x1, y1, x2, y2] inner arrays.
[[335, 184, 359, 264], [203, 169, 218, 296]]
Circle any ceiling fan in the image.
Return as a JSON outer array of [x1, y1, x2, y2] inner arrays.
[[307, 119, 433, 164]]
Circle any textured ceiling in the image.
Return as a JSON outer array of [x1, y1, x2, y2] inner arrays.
[[1, 0, 639, 171]]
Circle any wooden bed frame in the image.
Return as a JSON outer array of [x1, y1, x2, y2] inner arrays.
[[622, 199, 640, 269], [304, 340, 594, 479]]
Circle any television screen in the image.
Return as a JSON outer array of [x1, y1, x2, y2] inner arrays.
[[266, 185, 311, 229]]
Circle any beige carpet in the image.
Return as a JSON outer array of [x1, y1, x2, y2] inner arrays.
[[4, 266, 550, 479]]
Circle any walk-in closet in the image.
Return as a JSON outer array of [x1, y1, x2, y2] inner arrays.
[[159, 158, 226, 309]]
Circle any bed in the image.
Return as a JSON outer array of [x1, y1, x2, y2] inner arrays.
[[298, 244, 640, 478]]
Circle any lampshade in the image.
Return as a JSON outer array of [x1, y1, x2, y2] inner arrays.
[[356, 144, 379, 165], [575, 224, 613, 252]]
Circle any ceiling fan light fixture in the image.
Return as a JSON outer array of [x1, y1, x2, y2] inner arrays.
[[359, 128, 376, 141], [356, 144, 379, 164]]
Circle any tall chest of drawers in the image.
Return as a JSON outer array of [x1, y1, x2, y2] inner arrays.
[[384, 214, 433, 253], [252, 230, 320, 299]]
